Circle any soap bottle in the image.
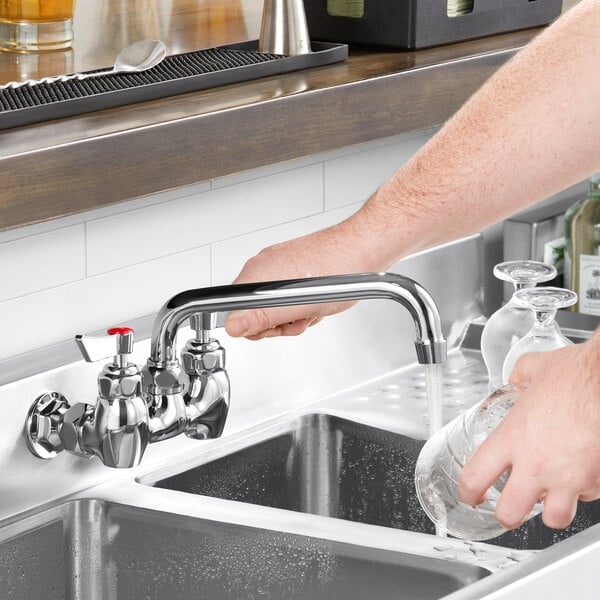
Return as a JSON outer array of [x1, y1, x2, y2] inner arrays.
[[570, 172, 600, 314]]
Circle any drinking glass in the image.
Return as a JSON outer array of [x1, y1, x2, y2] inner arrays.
[[0, 0, 77, 52], [501, 287, 578, 384], [480, 261, 556, 391], [415, 383, 541, 541]]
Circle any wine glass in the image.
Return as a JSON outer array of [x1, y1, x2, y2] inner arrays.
[[501, 287, 578, 384], [481, 261, 557, 391]]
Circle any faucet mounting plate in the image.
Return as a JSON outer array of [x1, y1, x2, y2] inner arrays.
[[25, 391, 70, 460]]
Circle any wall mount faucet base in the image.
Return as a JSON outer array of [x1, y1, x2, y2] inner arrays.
[[25, 391, 71, 460]]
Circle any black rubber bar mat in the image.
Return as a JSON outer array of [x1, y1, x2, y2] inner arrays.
[[0, 41, 347, 130]]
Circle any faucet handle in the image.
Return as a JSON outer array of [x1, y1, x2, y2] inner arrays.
[[189, 312, 231, 344], [75, 326, 135, 364]]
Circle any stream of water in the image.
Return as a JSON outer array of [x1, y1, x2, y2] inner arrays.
[[424, 363, 446, 537], [424, 363, 444, 439]]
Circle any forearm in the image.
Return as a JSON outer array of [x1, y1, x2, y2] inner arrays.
[[350, 0, 600, 268], [227, 1, 600, 338]]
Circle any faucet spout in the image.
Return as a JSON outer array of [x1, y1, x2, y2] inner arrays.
[[141, 273, 446, 443], [150, 272, 447, 366]]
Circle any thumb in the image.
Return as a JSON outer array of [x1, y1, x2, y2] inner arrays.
[[508, 351, 544, 385]]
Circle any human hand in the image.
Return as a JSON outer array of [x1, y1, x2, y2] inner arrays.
[[225, 217, 387, 340], [459, 336, 600, 530]]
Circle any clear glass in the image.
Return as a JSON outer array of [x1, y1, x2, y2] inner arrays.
[[480, 261, 557, 391], [415, 383, 541, 541], [0, 0, 76, 52], [501, 287, 577, 384]]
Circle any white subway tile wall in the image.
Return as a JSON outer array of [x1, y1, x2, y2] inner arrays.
[[0, 128, 437, 362], [0, 225, 86, 302], [1, 246, 211, 359], [86, 164, 324, 276]]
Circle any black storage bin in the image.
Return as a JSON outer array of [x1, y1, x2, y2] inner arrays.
[[303, 0, 563, 49]]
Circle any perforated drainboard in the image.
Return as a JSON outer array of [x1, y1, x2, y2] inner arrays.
[[0, 40, 347, 129], [341, 349, 490, 428]]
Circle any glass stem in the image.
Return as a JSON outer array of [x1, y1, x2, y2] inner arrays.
[[514, 281, 534, 292], [532, 309, 557, 338]]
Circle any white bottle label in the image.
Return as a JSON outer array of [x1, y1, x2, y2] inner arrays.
[[579, 254, 600, 315]]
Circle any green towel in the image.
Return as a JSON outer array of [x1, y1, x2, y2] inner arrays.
[[448, 0, 473, 17], [327, 0, 364, 18]]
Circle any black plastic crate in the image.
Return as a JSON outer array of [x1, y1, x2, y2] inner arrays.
[[304, 0, 562, 49]]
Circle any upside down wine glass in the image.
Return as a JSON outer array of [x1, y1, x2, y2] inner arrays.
[[480, 261, 557, 391], [501, 287, 578, 384]]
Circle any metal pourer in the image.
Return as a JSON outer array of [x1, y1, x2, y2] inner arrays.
[[259, 0, 312, 56], [26, 327, 150, 468]]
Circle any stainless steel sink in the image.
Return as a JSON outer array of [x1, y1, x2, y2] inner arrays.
[[150, 413, 600, 552], [3, 235, 600, 600], [0, 499, 489, 600]]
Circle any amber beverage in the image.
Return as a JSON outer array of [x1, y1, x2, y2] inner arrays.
[[0, 0, 77, 52]]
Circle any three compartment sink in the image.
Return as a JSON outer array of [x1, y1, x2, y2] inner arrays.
[[151, 413, 600, 551], [0, 499, 488, 600]]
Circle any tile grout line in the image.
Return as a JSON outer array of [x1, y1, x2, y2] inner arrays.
[[321, 161, 326, 213], [84, 221, 88, 279]]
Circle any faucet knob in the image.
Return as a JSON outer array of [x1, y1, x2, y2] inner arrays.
[[76, 326, 135, 365]]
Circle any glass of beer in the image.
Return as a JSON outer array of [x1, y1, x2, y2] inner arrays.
[[0, 0, 77, 52]]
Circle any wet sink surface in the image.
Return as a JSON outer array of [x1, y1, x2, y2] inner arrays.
[[0, 499, 487, 600], [152, 413, 600, 551]]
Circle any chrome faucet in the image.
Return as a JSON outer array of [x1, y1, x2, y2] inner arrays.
[[25, 327, 150, 468], [142, 272, 446, 441], [25, 273, 446, 468]]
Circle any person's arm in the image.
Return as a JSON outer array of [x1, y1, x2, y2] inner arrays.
[[225, 0, 600, 339], [460, 331, 600, 530]]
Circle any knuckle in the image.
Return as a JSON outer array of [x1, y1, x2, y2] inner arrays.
[[253, 308, 273, 332]]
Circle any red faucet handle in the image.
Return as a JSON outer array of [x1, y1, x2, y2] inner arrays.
[[107, 326, 134, 336], [75, 326, 135, 363]]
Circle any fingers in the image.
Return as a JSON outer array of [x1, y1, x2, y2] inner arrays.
[[459, 432, 512, 507], [494, 468, 545, 529], [541, 488, 579, 529], [462, 449, 580, 530], [498, 485, 578, 530], [226, 306, 315, 338], [226, 307, 322, 340], [244, 318, 320, 340]]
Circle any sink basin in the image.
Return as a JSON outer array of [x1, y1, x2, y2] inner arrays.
[[0, 499, 489, 600], [151, 413, 600, 551]]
